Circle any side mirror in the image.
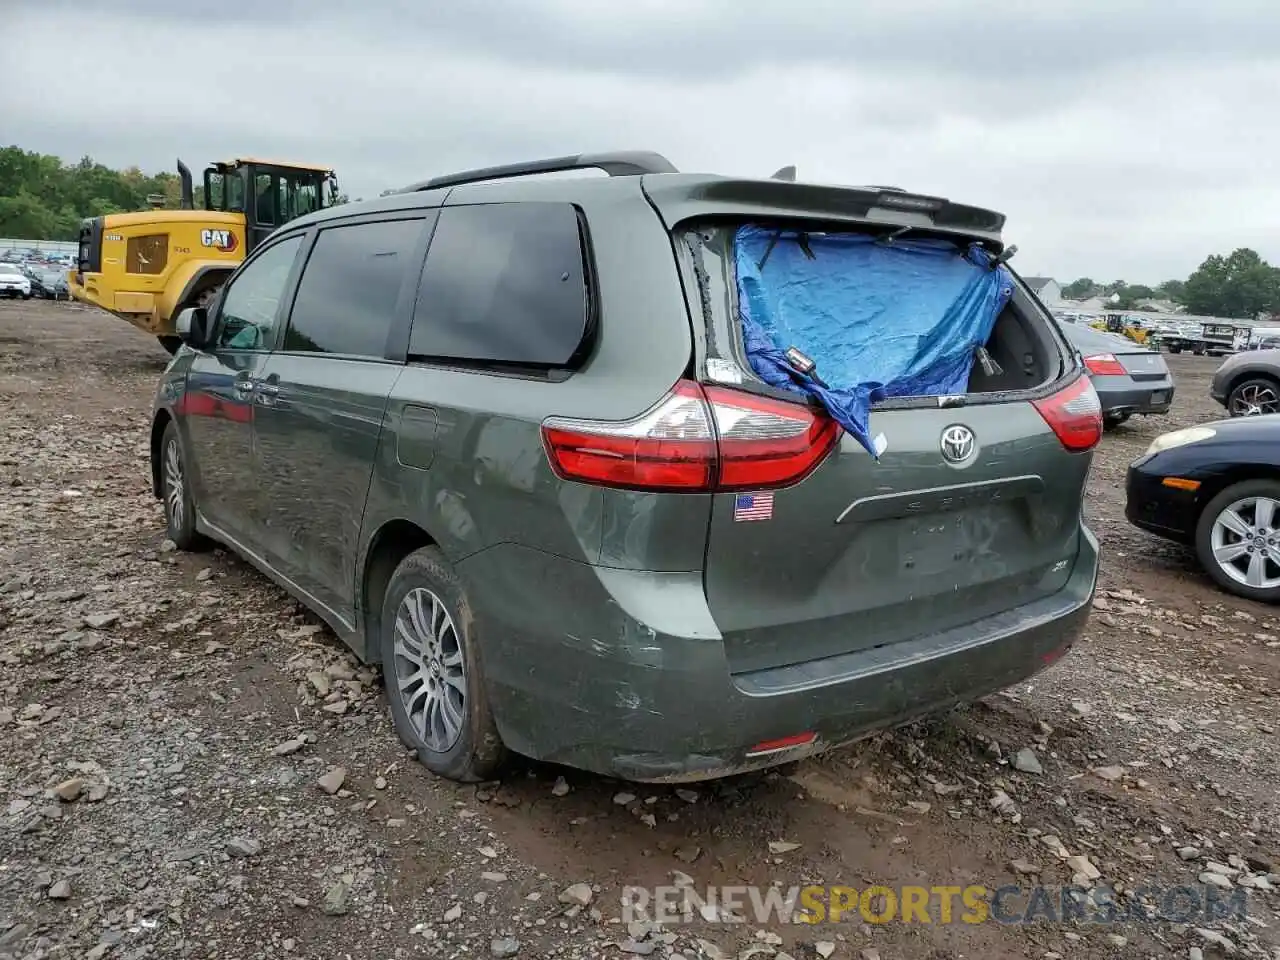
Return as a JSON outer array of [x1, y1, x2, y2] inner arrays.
[[175, 306, 213, 350]]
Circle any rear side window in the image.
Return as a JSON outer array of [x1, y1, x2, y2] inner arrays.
[[284, 218, 425, 358], [409, 203, 590, 367]]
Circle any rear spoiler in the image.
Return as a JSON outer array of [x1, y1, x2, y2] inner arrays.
[[640, 174, 1006, 250]]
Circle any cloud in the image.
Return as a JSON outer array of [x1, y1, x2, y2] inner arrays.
[[4, 0, 1278, 282]]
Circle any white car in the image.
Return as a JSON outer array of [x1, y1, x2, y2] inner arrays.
[[0, 263, 31, 299]]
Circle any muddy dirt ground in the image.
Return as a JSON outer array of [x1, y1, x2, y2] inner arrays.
[[1, 299, 1277, 960]]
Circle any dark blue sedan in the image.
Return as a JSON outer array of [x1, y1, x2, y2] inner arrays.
[[1127, 415, 1280, 602]]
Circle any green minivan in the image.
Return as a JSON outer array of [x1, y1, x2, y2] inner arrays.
[[151, 151, 1100, 783]]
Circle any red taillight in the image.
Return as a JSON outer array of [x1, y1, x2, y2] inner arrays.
[[542, 379, 839, 492], [1083, 353, 1126, 376], [1033, 374, 1103, 452], [703, 384, 840, 490]]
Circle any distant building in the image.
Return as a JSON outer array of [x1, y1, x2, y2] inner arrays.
[[1023, 277, 1062, 305]]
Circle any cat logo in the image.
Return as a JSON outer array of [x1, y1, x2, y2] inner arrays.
[[199, 229, 239, 253]]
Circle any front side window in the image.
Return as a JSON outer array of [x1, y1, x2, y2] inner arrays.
[[408, 202, 591, 367], [216, 235, 303, 350], [283, 218, 425, 357]]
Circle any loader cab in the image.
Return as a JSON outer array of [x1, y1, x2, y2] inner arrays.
[[200, 158, 336, 253]]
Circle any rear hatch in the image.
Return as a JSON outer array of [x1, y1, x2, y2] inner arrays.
[[701, 401, 1089, 674], [645, 178, 1099, 675]]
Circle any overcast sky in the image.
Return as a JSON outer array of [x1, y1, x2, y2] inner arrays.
[[5, 0, 1278, 284]]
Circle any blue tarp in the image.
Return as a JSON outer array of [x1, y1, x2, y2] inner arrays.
[[734, 224, 1014, 458]]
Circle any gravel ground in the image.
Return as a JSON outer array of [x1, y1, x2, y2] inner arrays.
[[1, 300, 1277, 960]]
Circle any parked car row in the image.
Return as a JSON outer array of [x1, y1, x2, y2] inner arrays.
[[1046, 313, 1280, 604], [0, 263, 32, 299], [0, 249, 74, 301]]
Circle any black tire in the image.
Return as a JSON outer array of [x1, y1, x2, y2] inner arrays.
[[1226, 377, 1280, 418], [380, 547, 506, 782], [1103, 412, 1130, 431], [158, 335, 182, 355], [1195, 479, 1280, 603], [1168, 345, 1183, 354], [1193, 347, 1205, 356], [159, 420, 205, 550]]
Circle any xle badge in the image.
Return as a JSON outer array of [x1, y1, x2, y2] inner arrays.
[[734, 492, 774, 522], [200, 229, 239, 253]]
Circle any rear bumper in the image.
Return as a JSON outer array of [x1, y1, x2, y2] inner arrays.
[[462, 527, 1099, 782], [1093, 379, 1175, 417]]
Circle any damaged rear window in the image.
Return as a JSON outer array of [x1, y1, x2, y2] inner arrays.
[[734, 224, 1013, 456]]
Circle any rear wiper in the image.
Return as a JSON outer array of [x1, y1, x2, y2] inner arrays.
[[756, 229, 817, 270], [876, 226, 915, 245]]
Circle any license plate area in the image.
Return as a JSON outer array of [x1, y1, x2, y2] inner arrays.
[[897, 506, 993, 577]]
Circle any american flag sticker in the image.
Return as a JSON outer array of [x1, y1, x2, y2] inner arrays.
[[733, 491, 774, 522]]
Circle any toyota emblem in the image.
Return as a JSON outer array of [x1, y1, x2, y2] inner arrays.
[[940, 425, 976, 463]]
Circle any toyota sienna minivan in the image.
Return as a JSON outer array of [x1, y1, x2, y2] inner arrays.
[[150, 151, 1100, 783]]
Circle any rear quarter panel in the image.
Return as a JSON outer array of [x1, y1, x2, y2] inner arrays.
[[361, 182, 704, 568]]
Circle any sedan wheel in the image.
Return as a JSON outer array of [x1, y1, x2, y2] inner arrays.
[[1196, 480, 1280, 602], [1210, 497, 1280, 590], [1227, 379, 1280, 417]]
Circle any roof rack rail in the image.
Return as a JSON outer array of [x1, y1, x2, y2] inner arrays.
[[402, 151, 678, 193]]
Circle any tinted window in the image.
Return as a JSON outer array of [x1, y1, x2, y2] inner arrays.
[[409, 203, 589, 366], [283, 218, 425, 358], [216, 235, 303, 350]]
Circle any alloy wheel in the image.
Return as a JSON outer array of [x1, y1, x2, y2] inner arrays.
[[1210, 496, 1280, 590], [392, 587, 466, 752], [1230, 383, 1280, 416], [164, 437, 184, 530]]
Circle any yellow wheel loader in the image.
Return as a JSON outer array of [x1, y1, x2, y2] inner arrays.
[[68, 157, 337, 353], [1089, 312, 1150, 346]]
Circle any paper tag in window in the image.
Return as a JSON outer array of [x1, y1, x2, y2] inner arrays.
[[872, 433, 888, 457]]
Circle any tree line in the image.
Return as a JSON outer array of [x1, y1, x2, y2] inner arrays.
[[0, 146, 190, 241], [1056, 248, 1279, 320], [3, 145, 1277, 319], [0, 146, 353, 242]]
